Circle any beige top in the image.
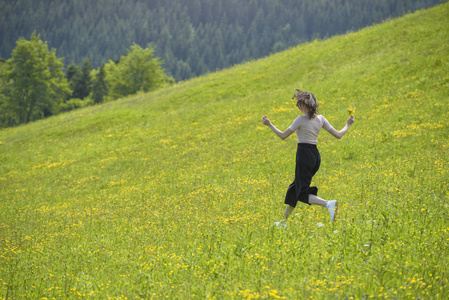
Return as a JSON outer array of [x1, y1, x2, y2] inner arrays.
[[288, 115, 334, 144]]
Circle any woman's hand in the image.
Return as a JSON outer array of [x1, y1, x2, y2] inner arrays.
[[347, 115, 355, 126], [262, 115, 271, 126]]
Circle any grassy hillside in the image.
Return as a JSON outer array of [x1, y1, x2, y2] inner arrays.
[[1, 2, 448, 299]]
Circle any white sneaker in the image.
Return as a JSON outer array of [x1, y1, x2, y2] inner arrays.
[[327, 200, 338, 222], [275, 220, 287, 229]]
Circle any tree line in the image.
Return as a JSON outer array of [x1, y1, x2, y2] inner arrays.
[[0, 33, 172, 128], [0, 0, 444, 82]]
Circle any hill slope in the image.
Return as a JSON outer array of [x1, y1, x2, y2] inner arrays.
[[1, 3, 448, 299]]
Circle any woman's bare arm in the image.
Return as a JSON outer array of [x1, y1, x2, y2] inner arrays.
[[262, 116, 294, 140], [326, 115, 355, 139]]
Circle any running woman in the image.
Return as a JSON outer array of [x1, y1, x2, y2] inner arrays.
[[262, 89, 355, 226]]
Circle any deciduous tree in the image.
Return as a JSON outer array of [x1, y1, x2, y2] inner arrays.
[[0, 33, 70, 126], [104, 43, 171, 99]]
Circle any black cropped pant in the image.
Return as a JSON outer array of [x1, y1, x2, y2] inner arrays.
[[284, 143, 320, 208]]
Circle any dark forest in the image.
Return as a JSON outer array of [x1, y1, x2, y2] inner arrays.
[[0, 0, 445, 81]]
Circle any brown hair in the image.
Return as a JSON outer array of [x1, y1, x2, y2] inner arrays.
[[292, 89, 319, 119]]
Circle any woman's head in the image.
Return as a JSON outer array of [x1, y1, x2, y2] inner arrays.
[[293, 89, 318, 119]]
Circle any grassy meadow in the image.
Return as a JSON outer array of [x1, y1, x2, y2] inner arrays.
[[1, 3, 449, 299]]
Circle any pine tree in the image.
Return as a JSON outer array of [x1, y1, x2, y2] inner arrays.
[[71, 58, 92, 99], [66, 63, 80, 100], [92, 64, 108, 104]]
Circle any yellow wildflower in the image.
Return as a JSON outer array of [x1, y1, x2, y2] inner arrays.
[[348, 106, 356, 116]]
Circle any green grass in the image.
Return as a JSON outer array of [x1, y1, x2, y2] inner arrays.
[[1, 3, 449, 299]]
